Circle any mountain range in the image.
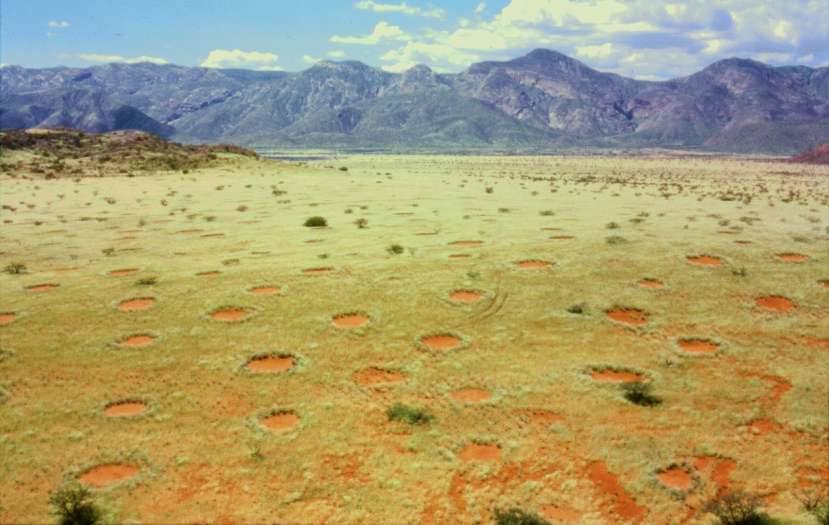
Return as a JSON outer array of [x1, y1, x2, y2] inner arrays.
[[2, 49, 828, 154]]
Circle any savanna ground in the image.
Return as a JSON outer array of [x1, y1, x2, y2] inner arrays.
[[0, 149, 827, 524]]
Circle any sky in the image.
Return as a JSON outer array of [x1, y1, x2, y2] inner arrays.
[[1, 0, 827, 80]]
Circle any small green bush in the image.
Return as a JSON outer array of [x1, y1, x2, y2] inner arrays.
[[386, 244, 404, 255], [49, 484, 102, 525], [606, 221, 620, 229], [4, 262, 27, 275], [703, 491, 777, 525], [304, 216, 327, 227], [135, 277, 157, 286], [354, 218, 368, 229], [494, 508, 551, 525], [622, 382, 662, 407], [386, 403, 433, 425], [566, 303, 587, 315], [606, 235, 628, 245]]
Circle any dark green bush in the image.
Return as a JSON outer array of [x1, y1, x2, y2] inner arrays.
[[49, 484, 102, 525], [304, 216, 327, 227], [493, 508, 551, 525], [386, 403, 433, 425]]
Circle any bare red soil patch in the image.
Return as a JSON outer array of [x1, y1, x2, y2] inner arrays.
[[248, 285, 280, 295], [108, 268, 138, 277], [804, 336, 829, 348], [587, 461, 647, 522], [0, 313, 16, 326], [819, 279, 829, 289], [540, 504, 582, 523], [104, 400, 148, 417], [196, 270, 221, 277], [303, 266, 334, 275], [449, 290, 482, 303], [79, 464, 138, 488], [262, 411, 299, 432], [686, 255, 723, 267], [210, 307, 253, 322], [590, 368, 644, 383], [516, 259, 553, 269], [677, 338, 719, 355], [449, 240, 483, 246], [755, 295, 796, 312], [638, 278, 663, 289], [522, 408, 565, 424], [420, 333, 462, 351], [117, 297, 155, 312], [657, 467, 693, 491], [776, 252, 809, 262], [747, 419, 780, 435], [606, 308, 648, 327], [25, 283, 59, 292], [352, 367, 406, 386], [118, 334, 155, 348], [246, 355, 295, 373], [459, 443, 501, 462], [451, 388, 491, 403], [332, 312, 370, 329]]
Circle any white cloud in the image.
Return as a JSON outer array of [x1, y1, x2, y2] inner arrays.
[[327, 50, 347, 58], [474, 2, 486, 15], [79, 53, 169, 65], [200, 49, 282, 70], [303, 54, 322, 64], [47, 20, 70, 28], [355, 1, 445, 19], [331, 21, 411, 45]]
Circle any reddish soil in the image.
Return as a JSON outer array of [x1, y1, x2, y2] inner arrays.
[[459, 443, 501, 462], [246, 355, 295, 373], [332, 313, 370, 329], [711, 458, 736, 493], [119, 334, 155, 348], [196, 270, 221, 277], [451, 388, 491, 403], [803, 336, 829, 349], [449, 240, 483, 246], [25, 283, 59, 292], [791, 141, 829, 164], [606, 308, 648, 327], [819, 279, 829, 289], [210, 307, 252, 322], [638, 278, 664, 289], [657, 467, 692, 490], [590, 369, 645, 383], [108, 268, 138, 276], [586, 461, 647, 522], [420, 334, 462, 351], [104, 401, 148, 417], [0, 313, 16, 326], [747, 419, 780, 435], [303, 267, 334, 275], [686, 255, 723, 267], [516, 259, 553, 269], [522, 409, 565, 424], [775, 253, 809, 262], [352, 367, 406, 385], [677, 338, 719, 355], [262, 411, 299, 432], [540, 504, 582, 523], [117, 297, 155, 312], [755, 295, 796, 312], [249, 285, 280, 295], [79, 464, 139, 488], [449, 290, 482, 303]]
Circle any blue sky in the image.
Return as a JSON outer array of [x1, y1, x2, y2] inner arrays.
[[2, 0, 827, 79]]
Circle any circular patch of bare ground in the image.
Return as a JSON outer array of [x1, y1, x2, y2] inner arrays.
[[657, 466, 693, 491], [686, 255, 723, 267], [104, 400, 148, 417], [755, 295, 796, 312], [419, 333, 463, 351], [819, 279, 829, 289], [0, 313, 16, 326], [746, 418, 780, 435], [540, 504, 582, 523], [302, 266, 334, 275], [352, 367, 406, 386], [449, 240, 483, 247], [606, 307, 648, 327], [210, 307, 254, 322], [449, 289, 483, 304], [516, 259, 553, 269], [246, 354, 295, 373], [589, 367, 645, 383], [332, 312, 370, 329], [459, 442, 501, 462], [78, 464, 138, 488], [118, 334, 156, 348], [108, 268, 138, 277], [638, 278, 664, 289], [117, 297, 155, 312], [196, 270, 221, 277], [451, 388, 491, 403], [677, 338, 720, 355], [25, 283, 59, 292], [261, 410, 299, 433], [776, 252, 809, 262], [248, 285, 280, 296]]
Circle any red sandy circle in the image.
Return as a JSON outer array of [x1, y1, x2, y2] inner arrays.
[[590, 369, 644, 383], [303, 267, 334, 275], [687, 255, 723, 267], [119, 334, 155, 348], [657, 467, 693, 490], [420, 334, 462, 351], [776, 253, 809, 262], [540, 505, 582, 523], [352, 367, 406, 385], [249, 285, 280, 295], [210, 307, 253, 322], [755, 295, 796, 312], [196, 271, 221, 277], [117, 298, 155, 312], [109, 268, 138, 277], [459, 443, 501, 462], [332, 313, 370, 329], [516, 259, 553, 269], [677, 338, 719, 355], [606, 308, 648, 326], [449, 290, 482, 303], [0, 313, 16, 326], [747, 419, 780, 435], [26, 283, 59, 292], [638, 278, 664, 289], [262, 411, 299, 432], [104, 401, 148, 417], [79, 464, 139, 488], [451, 388, 491, 403], [246, 355, 295, 373]]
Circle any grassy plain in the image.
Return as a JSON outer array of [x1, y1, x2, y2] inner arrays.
[[0, 152, 827, 524]]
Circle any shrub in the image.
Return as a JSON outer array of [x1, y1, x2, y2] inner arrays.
[[101, 248, 115, 257], [4, 262, 27, 275], [798, 488, 829, 525], [304, 216, 327, 227], [386, 244, 404, 255], [339, 166, 348, 171], [494, 508, 551, 525], [135, 277, 157, 286], [485, 187, 494, 194], [49, 484, 102, 525], [386, 403, 433, 425], [354, 218, 368, 229], [622, 382, 662, 407], [732, 267, 748, 277], [703, 491, 774, 525], [566, 303, 586, 315], [606, 235, 628, 245], [606, 221, 620, 229], [539, 210, 555, 216]]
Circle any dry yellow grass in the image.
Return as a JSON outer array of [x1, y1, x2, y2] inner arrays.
[[0, 153, 827, 524]]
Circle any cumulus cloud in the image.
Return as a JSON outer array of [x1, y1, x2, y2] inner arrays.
[[354, 1, 445, 19], [79, 53, 169, 65], [47, 20, 70, 28], [303, 54, 322, 64], [200, 49, 282, 70], [331, 21, 411, 45], [327, 50, 347, 58]]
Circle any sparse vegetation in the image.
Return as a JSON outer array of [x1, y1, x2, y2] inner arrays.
[[135, 277, 157, 286], [703, 491, 775, 525], [386, 403, 433, 425], [606, 235, 628, 244], [4, 262, 27, 275], [386, 244, 404, 255], [49, 484, 103, 525]]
